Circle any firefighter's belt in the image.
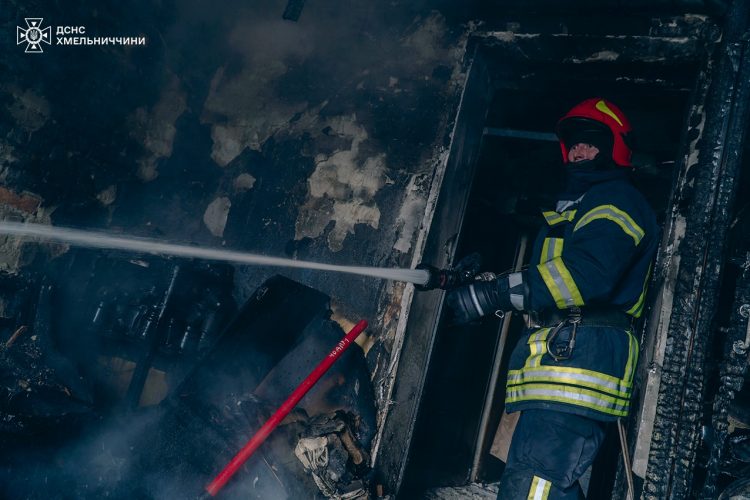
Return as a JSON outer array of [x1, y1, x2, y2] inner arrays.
[[536, 308, 633, 330]]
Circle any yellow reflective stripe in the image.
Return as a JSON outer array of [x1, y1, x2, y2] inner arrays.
[[541, 238, 550, 264], [623, 330, 639, 386], [537, 257, 584, 308], [561, 209, 577, 221], [574, 205, 645, 245], [543, 211, 565, 225], [528, 477, 539, 500], [506, 383, 630, 417], [541, 478, 551, 500], [626, 263, 652, 318], [508, 367, 632, 398], [553, 238, 564, 258], [525, 328, 551, 368], [510, 364, 630, 388], [528, 476, 551, 500], [596, 99, 624, 127], [542, 210, 577, 226], [540, 238, 564, 264]]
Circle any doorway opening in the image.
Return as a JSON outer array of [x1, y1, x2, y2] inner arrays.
[[400, 37, 695, 498]]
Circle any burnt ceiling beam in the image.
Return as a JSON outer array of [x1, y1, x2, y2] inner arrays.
[[471, 31, 714, 66], [488, 65, 698, 92], [482, 127, 557, 141]]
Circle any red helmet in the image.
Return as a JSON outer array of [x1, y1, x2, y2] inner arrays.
[[556, 98, 633, 167]]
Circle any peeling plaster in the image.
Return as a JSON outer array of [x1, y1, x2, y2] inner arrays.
[[684, 105, 706, 176], [203, 197, 231, 237], [202, 64, 307, 167], [393, 174, 428, 254], [96, 185, 117, 206], [571, 50, 620, 63], [0, 140, 17, 182], [233, 173, 256, 193], [4, 86, 50, 134], [483, 31, 541, 41], [400, 11, 464, 81], [130, 73, 187, 182], [0, 188, 55, 274], [401, 12, 448, 64], [295, 115, 387, 252], [199, 17, 317, 166]]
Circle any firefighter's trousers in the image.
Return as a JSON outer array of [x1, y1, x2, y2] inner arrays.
[[496, 409, 606, 499]]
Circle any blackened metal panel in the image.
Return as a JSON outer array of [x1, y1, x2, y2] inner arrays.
[[175, 274, 330, 405], [372, 46, 494, 496]]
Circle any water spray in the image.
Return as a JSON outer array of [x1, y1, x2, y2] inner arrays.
[[0, 221, 431, 286]]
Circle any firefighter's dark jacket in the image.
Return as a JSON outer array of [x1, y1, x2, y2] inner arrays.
[[505, 173, 658, 421]]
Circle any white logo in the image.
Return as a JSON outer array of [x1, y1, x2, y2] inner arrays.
[[17, 18, 51, 53]]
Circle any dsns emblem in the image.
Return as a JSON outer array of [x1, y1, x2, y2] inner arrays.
[[17, 18, 52, 53]]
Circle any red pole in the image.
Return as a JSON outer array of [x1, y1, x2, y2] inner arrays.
[[204, 319, 368, 497]]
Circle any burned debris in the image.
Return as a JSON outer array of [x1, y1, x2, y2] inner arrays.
[[1, 266, 376, 498]]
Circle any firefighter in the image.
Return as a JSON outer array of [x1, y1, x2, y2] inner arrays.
[[419, 98, 658, 499]]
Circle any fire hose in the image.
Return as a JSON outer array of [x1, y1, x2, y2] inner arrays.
[[200, 319, 368, 498]]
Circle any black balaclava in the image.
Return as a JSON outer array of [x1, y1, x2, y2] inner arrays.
[[560, 134, 628, 202], [563, 126, 614, 171]]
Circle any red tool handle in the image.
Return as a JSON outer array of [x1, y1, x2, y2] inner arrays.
[[204, 319, 368, 497]]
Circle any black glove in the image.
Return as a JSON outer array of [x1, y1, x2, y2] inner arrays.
[[446, 272, 527, 324], [415, 252, 482, 291]]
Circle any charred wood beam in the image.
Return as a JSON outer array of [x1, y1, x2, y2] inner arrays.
[[640, 0, 750, 497], [477, 14, 713, 39], [673, 35, 750, 498], [482, 127, 557, 141], [490, 65, 698, 92], [701, 255, 750, 498], [472, 31, 714, 66], [626, 42, 716, 489]]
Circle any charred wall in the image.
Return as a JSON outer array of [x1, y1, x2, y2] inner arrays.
[[0, 0, 480, 432]]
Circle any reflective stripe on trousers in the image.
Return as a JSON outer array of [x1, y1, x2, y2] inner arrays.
[[528, 476, 551, 500]]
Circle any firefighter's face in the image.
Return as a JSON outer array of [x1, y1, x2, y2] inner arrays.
[[568, 143, 600, 163]]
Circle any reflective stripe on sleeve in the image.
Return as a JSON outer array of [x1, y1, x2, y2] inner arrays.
[[510, 293, 524, 310], [574, 204, 645, 245], [626, 263, 652, 318], [527, 476, 551, 500], [468, 284, 485, 316], [509, 272, 525, 310], [537, 257, 584, 308], [506, 383, 630, 417], [540, 237, 563, 264]]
